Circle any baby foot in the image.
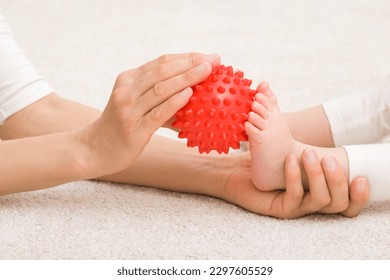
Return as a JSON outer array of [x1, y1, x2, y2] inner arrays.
[[245, 84, 300, 191]]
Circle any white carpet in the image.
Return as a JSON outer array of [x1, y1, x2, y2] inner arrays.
[[1, 0, 390, 259]]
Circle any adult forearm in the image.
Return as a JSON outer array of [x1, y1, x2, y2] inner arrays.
[[98, 135, 228, 198], [0, 131, 91, 195], [0, 94, 229, 198]]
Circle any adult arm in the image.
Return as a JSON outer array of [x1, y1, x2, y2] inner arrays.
[[0, 93, 370, 218], [0, 53, 219, 195]]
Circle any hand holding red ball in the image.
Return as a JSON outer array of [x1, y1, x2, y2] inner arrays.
[[173, 64, 257, 154]]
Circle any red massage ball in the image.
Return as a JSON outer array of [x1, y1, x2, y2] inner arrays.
[[172, 64, 257, 154]]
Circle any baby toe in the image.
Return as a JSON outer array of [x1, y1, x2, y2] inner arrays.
[[256, 81, 270, 94], [251, 101, 269, 120]]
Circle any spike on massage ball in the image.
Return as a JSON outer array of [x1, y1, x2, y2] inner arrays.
[[173, 64, 257, 154]]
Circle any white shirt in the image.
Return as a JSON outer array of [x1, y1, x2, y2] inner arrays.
[[323, 79, 390, 201], [0, 14, 53, 124]]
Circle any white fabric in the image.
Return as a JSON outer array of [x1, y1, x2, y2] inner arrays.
[[1, 0, 390, 260], [344, 144, 390, 201], [323, 78, 390, 146], [0, 15, 53, 123], [323, 79, 390, 201]]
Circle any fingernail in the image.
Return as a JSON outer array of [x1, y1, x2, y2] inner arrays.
[[357, 179, 367, 192], [194, 62, 207, 73], [205, 53, 219, 63], [305, 149, 316, 164], [180, 87, 193, 97], [323, 156, 336, 171]]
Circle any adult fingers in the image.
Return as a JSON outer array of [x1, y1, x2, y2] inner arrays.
[[300, 149, 332, 212], [113, 53, 220, 89], [341, 177, 370, 218], [137, 53, 220, 77], [281, 154, 305, 217], [135, 53, 220, 94], [318, 156, 350, 213], [134, 61, 212, 118], [114, 53, 220, 88], [137, 87, 193, 138]]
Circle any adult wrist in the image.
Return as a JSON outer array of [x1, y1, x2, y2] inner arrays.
[[72, 127, 103, 180]]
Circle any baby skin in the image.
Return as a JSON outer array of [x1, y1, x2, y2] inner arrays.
[[245, 83, 350, 191]]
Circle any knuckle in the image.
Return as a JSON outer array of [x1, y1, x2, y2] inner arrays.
[[112, 84, 137, 107], [180, 70, 191, 83], [190, 53, 205, 67], [290, 188, 304, 200], [317, 195, 331, 207], [116, 69, 136, 85], [338, 200, 350, 212], [150, 104, 164, 121], [158, 54, 171, 64], [111, 87, 138, 117], [154, 63, 169, 77], [111, 88, 126, 106], [117, 70, 127, 81], [153, 82, 166, 97]]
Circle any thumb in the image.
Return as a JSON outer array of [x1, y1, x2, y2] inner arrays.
[[341, 177, 370, 218]]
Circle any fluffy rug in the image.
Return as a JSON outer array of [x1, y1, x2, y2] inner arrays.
[[1, 0, 390, 259]]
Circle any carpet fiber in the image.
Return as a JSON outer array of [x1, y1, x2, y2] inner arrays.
[[1, 0, 390, 259]]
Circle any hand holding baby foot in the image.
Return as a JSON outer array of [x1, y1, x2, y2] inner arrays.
[[221, 151, 369, 219]]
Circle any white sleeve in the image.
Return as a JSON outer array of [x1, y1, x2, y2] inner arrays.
[[0, 15, 53, 124], [323, 78, 390, 146], [344, 143, 390, 201], [323, 77, 390, 201]]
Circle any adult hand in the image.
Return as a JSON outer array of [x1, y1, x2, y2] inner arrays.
[[222, 151, 369, 219], [81, 53, 220, 177], [299, 149, 370, 217]]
